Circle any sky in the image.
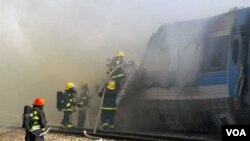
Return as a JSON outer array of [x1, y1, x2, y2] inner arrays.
[[0, 0, 250, 126]]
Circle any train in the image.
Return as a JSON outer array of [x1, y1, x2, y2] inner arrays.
[[116, 7, 250, 132]]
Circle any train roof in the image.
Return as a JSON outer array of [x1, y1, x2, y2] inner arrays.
[[155, 7, 250, 38]]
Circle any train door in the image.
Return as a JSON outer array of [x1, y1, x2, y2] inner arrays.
[[228, 35, 241, 98], [241, 25, 250, 108], [229, 24, 250, 106], [244, 36, 250, 108]]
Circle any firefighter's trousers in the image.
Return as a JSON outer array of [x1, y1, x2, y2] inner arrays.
[[101, 109, 116, 130], [61, 111, 73, 127], [77, 109, 86, 128]]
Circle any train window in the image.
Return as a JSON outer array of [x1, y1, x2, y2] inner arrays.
[[201, 36, 229, 72], [211, 41, 222, 68], [232, 40, 239, 65]]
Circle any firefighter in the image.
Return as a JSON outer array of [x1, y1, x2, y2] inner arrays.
[[110, 50, 126, 91], [110, 51, 125, 70], [26, 98, 47, 141], [99, 80, 118, 130], [77, 83, 91, 128], [60, 82, 77, 128]]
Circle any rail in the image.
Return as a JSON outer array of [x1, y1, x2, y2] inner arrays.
[[49, 126, 218, 141], [0, 125, 218, 140]]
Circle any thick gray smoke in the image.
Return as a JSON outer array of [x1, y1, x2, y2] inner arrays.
[[142, 19, 209, 87], [0, 1, 146, 126], [0, 0, 249, 129], [116, 19, 210, 132]]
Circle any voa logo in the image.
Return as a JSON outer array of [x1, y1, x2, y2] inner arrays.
[[226, 129, 246, 136]]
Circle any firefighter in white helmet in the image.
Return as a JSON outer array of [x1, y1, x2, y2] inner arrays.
[[77, 83, 91, 128]]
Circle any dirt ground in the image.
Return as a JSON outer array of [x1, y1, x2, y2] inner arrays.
[[0, 128, 115, 141]]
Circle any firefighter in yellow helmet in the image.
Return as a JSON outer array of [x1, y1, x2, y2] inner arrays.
[[111, 50, 124, 69], [60, 82, 77, 128], [117, 50, 125, 57], [109, 50, 126, 91], [98, 80, 118, 130]]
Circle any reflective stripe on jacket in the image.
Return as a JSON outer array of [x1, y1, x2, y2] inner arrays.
[[29, 106, 47, 131], [61, 91, 76, 111]]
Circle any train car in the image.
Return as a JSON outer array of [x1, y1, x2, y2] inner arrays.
[[116, 7, 250, 132]]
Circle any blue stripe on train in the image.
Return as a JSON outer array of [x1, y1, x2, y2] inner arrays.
[[195, 71, 227, 86]]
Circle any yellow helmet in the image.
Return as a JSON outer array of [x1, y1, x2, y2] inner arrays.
[[65, 82, 75, 90], [107, 80, 116, 90], [116, 50, 125, 57]]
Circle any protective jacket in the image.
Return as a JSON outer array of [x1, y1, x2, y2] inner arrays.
[[109, 57, 125, 90], [61, 89, 77, 111], [103, 89, 118, 110], [99, 86, 119, 110], [29, 106, 47, 131], [78, 85, 90, 108]]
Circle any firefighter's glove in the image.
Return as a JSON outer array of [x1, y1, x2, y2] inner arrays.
[[41, 128, 46, 132], [98, 89, 104, 97]]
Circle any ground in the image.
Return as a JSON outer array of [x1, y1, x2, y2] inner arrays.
[[0, 128, 115, 141]]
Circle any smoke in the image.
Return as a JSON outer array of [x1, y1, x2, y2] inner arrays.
[[0, 0, 249, 128], [115, 19, 209, 131], [0, 0, 148, 126], [141, 19, 209, 88]]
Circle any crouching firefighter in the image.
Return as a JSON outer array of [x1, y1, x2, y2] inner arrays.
[[22, 98, 47, 141], [98, 80, 118, 130], [60, 82, 77, 128]]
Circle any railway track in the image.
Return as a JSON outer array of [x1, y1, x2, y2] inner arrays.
[[0, 125, 219, 140], [49, 126, 218, 141]]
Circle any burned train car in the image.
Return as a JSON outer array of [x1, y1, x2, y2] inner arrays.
[[117, 7, 250, 132]]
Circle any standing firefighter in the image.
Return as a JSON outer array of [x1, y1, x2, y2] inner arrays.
[[96, 51, 126, 130], [98, 80, 118, 130], [23, 98, 47, 141], [77, 83, 91, 128], [60, 82, 77, 128], [94, 51, 126, 131], [110, 50, 126, 91]]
